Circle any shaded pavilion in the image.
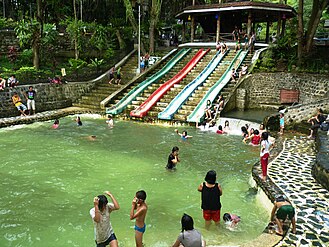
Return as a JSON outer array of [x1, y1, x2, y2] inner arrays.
[[175, 1, 297, 43]]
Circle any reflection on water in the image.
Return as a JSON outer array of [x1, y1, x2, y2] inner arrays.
[[0, 116, 269, 246]]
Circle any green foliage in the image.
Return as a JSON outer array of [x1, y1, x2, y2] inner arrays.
[[68, 58, 87, 70], [89, 58, 104, 68], [42, 23, 59, 46], [17, 49, 33, 66], [104, 47, 115, 60], [62, 18, 86, 54], [15, 19, 39, 48], [90, 25, 109, 51], [0, 18, 16, 29]]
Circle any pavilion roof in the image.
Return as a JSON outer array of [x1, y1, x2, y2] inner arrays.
[[176, 1, 296, 21]]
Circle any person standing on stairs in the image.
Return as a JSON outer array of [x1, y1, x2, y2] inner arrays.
[[108, 66, 115, 84]]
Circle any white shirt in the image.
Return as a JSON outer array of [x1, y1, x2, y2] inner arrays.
[[260, 140, 272, 157]]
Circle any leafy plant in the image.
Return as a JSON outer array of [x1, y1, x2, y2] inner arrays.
[[88, 58, 104, 73], [68, 58, 87, 79]]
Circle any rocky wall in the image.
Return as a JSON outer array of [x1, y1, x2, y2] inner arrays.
[[0, 82, 95, 117], [0, 30, 19, 54], [241, 73, 329, 109]]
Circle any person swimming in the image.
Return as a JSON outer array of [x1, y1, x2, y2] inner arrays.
[[76, 116, 82, 126], [223, 213, 241, 229], [52, 119, 59, 129], [175, 129, 193, 140]]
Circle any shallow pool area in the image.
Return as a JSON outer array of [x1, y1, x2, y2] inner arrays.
[[0, 115, 270, 247]]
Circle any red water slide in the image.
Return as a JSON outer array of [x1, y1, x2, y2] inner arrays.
[[130, 48, 210, 118]]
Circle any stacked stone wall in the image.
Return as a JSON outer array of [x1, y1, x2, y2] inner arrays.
[[0, 30, 19, 54], [0, 82, 94, 117], [242, 73, 329, 108]]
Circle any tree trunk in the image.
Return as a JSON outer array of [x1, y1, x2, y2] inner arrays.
[[305, 0, 329, 53], [123, 0, 146, 54], [115, 29, 126, 49], [33, 0, 43, 70], [73, 0, 79, 59], [297, 0, 304, 67], [149, 0, 162, 54]]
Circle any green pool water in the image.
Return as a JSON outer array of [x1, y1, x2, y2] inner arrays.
[[0, 115, 269, 247]]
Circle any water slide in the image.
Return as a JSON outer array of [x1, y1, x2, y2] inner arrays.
[[106, 48, 190, 115], [130, 49, 209, 118], [187, 50, 249, 123], [158, 49, 227, 120]]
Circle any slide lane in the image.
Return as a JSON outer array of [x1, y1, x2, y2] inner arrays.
[[107, 48, 190, 115], [187, 50, 249, 123], [130, 48, 210, 118], [158, 49, 227, 120]]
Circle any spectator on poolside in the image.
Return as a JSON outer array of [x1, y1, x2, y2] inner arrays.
[[172, 214, 206, 247], [279, 113, 285, 135], [8, 75, 18, 88], [24, 86, 37, 115], [270, 195, 296, 235], [108, 66, 115, 84], [130, 190, 148, 247], [11, 92, 27, 116], [166, 146, 180, 170], [198, 170, 223, 229], [239, 64, 248, 78], [249, 32, 256, 52], [0, 77, 6, 90], [260, 132, 273, 182], [90, 191, 120, 247], [307, 108, 326, 139], [231, 68, 239, 82]]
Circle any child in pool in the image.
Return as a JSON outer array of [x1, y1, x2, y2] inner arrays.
[[52, 119, 59, 129], [223, 213, 241, 228], [76, 116, 82, 126], [130, 190, 148, 247], [216, 125, 225, 134], [175, 129, 193, 140], [106, 115, 114, 128]]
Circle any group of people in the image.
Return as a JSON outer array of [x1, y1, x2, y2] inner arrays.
[[51, 115, 114, 130], [108, 66, 122, 85], [232, 26, 256, 52], [11, 86, 37, 116], [203, 95, 225, 123], [215, 41, 228, 54], [91, 190, 148, 247], [0, 74, 19, 90], [140, 53, 150, 72]]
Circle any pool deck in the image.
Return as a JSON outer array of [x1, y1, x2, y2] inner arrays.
[[1, 109, 328, 247]]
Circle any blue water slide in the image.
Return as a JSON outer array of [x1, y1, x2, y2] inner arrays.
[[158, 50, 227, 120], [106, 48, 191, 115], [187, 50, 249, 123]]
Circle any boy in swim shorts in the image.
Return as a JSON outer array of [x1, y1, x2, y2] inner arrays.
[[130, 190, 148, 247], [270, 195, 296, 235]]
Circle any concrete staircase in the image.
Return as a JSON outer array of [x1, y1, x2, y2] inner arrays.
[[145, 49, 217, 118], [72, 53, 139, 111], [173, 50, 236, 121], [120, 49, 201, 115]]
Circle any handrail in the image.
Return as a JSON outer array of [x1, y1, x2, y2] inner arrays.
[[106, 48, 190, 115], [158, 49, 227, 120], [130, 48, 209, 118], [187, 49, 249, 122]]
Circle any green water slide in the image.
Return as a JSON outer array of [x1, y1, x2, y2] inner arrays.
[[106, 48, 191, 115], [187, 50, 249, 123]]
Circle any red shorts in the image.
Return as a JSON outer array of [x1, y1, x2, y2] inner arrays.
[[203, 210, 221, 222], [261, 153, 270, 177]]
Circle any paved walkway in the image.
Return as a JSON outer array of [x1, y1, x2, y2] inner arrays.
[[269, 137, 329, 247]]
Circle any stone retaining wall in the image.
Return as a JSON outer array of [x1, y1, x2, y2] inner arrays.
[[0, 82, 95, 117], [0, 30, 19, 54], [241, 73, 329, 109]]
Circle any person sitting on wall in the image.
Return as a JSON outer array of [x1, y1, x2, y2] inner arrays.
[[307, 108, 326, 139], [11, 92, 27, 116], [0, 77, 6, 90], [7, 75, 19, 88]]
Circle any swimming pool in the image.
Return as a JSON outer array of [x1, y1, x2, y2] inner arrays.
[[0, 115, 269, 246]]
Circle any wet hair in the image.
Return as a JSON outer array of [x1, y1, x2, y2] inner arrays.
[[261, 132, 269, 141], [253, 129, 259, 135], [181, 213, 194, 231], [223, 213, 231, 222], [29, 86, 33, 89], [97, 195, 108, 210], [206, 100, 211, 105], [172, 146, 179, 153], [250, 128, 254, 134], [108, 114, 112, 118], [205, 170, 216, 184], [241, 126, 248, 135], [225, 120, 229, 126], [218, 125, 223, 131], [136, 190, 147, 201], [54, 119, 59, 124], [182, 130, 187, 136]]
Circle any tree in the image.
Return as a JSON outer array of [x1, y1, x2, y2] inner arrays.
[[297, 0, 329, 65], [149, 0, 162, 54]]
